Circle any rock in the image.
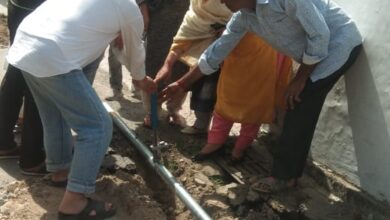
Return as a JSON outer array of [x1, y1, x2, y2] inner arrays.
[[194, 172, 213, 186], [204, 198, 230, 213], [228, 185, 249, 206], [246, 189, 260, 202], [216, 183, 239, 196], [180, 176, 187, 183], [236, 205, 249, 217], [200, 162, 224, 177], [102, 154, 136, 174], [194, 178, 206, 186]]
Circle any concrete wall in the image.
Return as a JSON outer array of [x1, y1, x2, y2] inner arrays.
[[311, 0, 390, 202]]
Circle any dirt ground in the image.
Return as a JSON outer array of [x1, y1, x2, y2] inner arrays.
[[1, 12, 389, 220]]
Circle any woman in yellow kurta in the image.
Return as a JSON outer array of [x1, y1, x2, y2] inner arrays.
[[155, 0, 291, 162], [194, 32, 292, 162]]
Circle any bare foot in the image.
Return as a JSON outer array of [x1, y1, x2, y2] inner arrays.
[[51, 169, 69, 182]]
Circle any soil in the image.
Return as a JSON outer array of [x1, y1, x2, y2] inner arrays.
[[1, 12, 387, 220]]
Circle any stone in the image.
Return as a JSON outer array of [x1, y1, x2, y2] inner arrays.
[[216, 183, 239, 196], [204, 198, 230, 213], [228, 185, 249, 206], [246, 189, 260, 202], [200, 162, 224, 177], [194, 172, 213, 186], [102, 154, 136, 174]]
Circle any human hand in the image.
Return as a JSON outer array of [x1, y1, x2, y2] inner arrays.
[[133, 76, 157, 94], [154, 65, 172, 83], [285, 77, 306, 110], [160, 81, 185, 103]]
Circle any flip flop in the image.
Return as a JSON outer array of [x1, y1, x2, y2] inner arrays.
[[58, 198, 116, 220], [43, 173, 68, 188], [251, 177, 296, 193], [21, 163, 49, 176], [0, 147, 20, 159]]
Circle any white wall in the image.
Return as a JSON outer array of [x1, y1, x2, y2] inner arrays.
[[311, 0, 390, 202]]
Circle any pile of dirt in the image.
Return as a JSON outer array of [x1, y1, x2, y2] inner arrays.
[[0, 171, 166, 220]]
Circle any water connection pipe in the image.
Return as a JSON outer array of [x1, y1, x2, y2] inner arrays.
[[103, 103, 212, 220]]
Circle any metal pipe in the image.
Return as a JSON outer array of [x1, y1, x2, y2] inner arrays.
[[103, 103, 212, 220]]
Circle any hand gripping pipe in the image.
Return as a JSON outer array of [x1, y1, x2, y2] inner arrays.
[[103, 102, 212, 220]]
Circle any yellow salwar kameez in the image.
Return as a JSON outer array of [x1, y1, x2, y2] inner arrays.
[[215, 33, 292, 124]]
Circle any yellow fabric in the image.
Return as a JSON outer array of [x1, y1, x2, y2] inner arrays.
[[215, 33, 292, 124], [170, 0, 232, 67]]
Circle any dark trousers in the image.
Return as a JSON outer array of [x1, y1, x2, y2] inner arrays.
[[0, 1, 45, 168], [271, 45, 362, 180], [190, 71, 219, 113]]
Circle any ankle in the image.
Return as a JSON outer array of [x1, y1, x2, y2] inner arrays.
[[51, 169, 69, 181], [201, 143, 222, 154], [59, 191, 87, 213]]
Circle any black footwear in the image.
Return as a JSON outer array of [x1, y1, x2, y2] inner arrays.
[[227, 156, 245, 165], [43, 174, 68, 188], [0, 147, 20, 159], [21, 165, 49, 176], [192, 147, 224, 162], [58, 198, 116, 220]]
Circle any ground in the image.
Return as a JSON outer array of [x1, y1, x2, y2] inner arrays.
[[0, 12, 389, 220]]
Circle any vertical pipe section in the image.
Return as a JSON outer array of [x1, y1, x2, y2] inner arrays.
[[103, 103, 212, 220]]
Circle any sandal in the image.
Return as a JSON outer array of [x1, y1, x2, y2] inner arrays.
[[58, 198, 116, 220], [251, 177, 296, 193], [0, 147, 20, 159], [43, 173, 68, 188], [192, 146, 224, 162], [21, 162, 48, 176]]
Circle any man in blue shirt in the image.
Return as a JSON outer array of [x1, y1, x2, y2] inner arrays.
[[162, 0, 363, 192]]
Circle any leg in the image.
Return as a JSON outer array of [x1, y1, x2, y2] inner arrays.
[[272, 45, 362, 180], [0, 65, 25, 151], [193, 112, 233, 161], [108, 46, 123, 90], [233, 123, 260, 159], [23, 70, 112, 193], [166, 90, 187, 127], [23, 70, 113, 216], [185, 71, 219, 134], [19, 86, 45, 169]]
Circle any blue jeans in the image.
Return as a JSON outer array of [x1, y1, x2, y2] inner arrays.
[[22, 57, 112, 194]]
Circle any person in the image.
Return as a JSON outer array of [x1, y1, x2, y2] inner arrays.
[[153, 0, 232, 134], [0, 0, 46, 175], [108, 0, 150, 94], [193, 33, 292, 163], [162, 0, 363, 192], [140, 0, 190, 128], [6, 0, 156, 218]]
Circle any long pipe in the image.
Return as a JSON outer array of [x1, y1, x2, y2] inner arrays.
[[103, 103, 212, 220]]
